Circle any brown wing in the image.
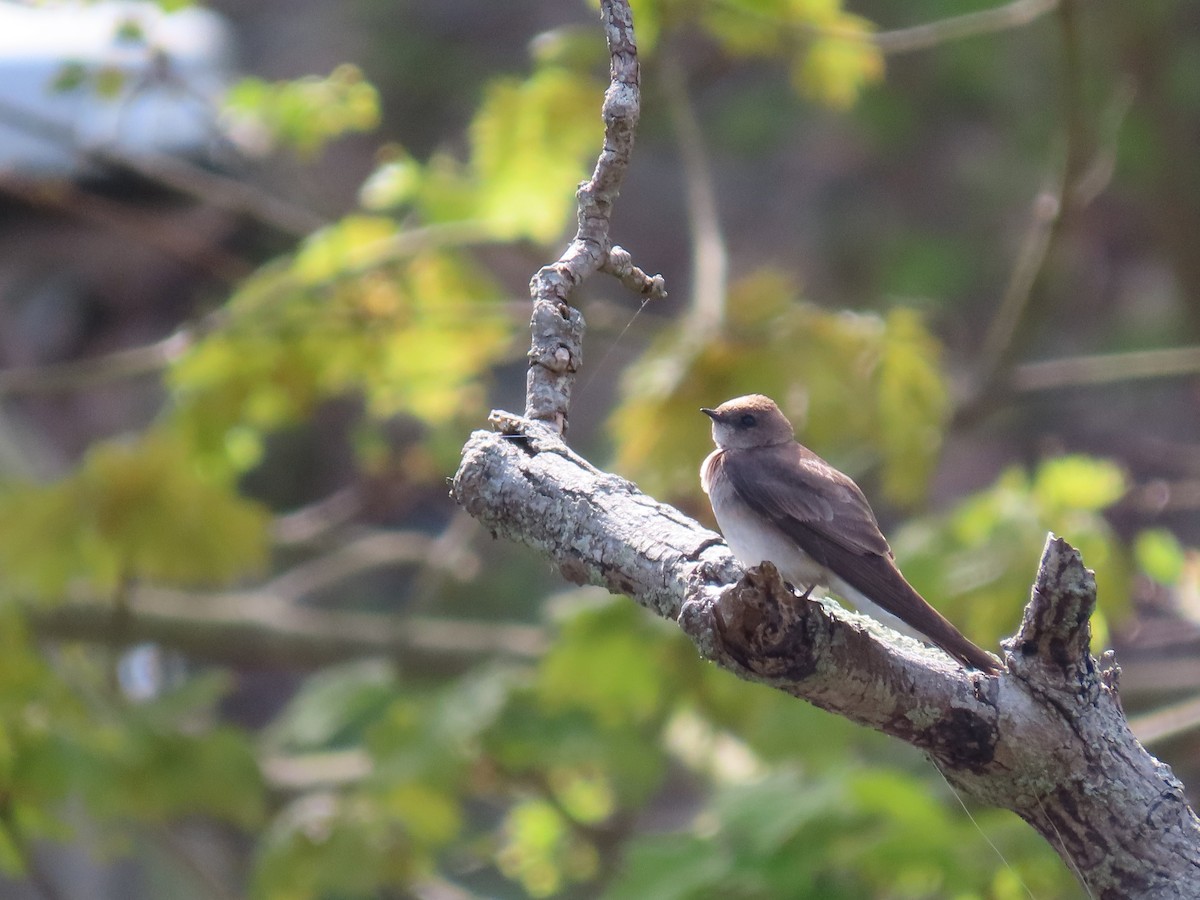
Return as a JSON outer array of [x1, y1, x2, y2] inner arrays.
[[719, 444, 1000, 672], [718, 442, 892, 565]]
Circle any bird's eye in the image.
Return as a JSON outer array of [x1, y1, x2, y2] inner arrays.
[[739, 413, 756, 427]]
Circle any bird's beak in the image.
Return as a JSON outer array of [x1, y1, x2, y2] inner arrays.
[[700, 407, 719, 421]]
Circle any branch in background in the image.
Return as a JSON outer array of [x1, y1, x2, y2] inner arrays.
[[872, 0, 1060, 55], [0, 98, 327, 238], [0, 328, 193, 397], [973, 188, 1062, 385], [271, 487, 365, 546], [973, 0, 1089, 385], [0, 176, 255, 282], [1011, 345, 1200, 392], [525, 0, 665, 434], [957, 0, 1126, 423], [662, 53, 728, 340], [263, 528, 479, 601], [30, 585, 545, 673], [1129, 694, 1200, 746]]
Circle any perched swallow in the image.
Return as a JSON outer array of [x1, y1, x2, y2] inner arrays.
[[700, 393, 1000, 673]]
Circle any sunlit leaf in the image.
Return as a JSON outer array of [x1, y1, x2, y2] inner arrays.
[[893, 458, 1132, 646], [497, 798, 599, 898], [1033, 455, 1127, 513], [1134, 528, 1185, 585], [471, 66, 604, 241], [792, 20, 885, 109], [223, 65, 380, 157], [169, 242, 513, 474]]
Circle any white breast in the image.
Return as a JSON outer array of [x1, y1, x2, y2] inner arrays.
[[701, 449, 828, 588]]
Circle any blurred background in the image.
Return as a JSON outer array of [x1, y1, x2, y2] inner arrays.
[[0, 0, 1198, 897]]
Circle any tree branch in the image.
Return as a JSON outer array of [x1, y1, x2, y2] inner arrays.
[[872, 0, 1059, 55], [524, 0, 665, 434], [29, 586, 545, 673], [453, 413, 1200, 896]]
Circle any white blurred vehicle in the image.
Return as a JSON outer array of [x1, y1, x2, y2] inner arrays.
[[0, 1, 235, 176]]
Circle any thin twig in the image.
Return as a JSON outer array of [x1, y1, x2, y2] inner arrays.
[[709, 0, 1060, 55], [0, 176, 253, 283], [525, 0, 664, 433], [148, 825, 240, 900], [1012, 345, 1200, 392], [0, 329, 193, 397], [959, 0, 1094, 420], [974, 188, 1062, 380], [261, 749, 373, 791], [271, 487, 365, 546], [872, 0, 1060, 55]]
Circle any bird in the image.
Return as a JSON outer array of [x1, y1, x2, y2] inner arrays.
[[699, 393, 1000, 673]]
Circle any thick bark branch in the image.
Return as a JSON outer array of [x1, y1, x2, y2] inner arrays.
[[453, 412, 1200, 898]]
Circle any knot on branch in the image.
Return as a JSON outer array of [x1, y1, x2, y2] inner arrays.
[[1009, 533, 1097, 673], [525, 298, 586, 431], [603, 246, 668, 299], [706, 562, 823, 681]]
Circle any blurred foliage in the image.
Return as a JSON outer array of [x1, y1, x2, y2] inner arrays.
[[616, 0, 885, 107], [0, 626, 264, 874], [611, 270, 950, 507], [361, 63, 604, 242], [169, 228, 512, 473], [894, 456, 1134, 648], [224, 65, 382, 157], [0, 431, 269, 601], [606, 768, 1069, 900], [2, 0, 1194, 898]]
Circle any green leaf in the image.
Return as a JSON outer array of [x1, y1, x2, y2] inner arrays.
[[537, 598, 672, 727], [1032, 455, 1127, 512], [359, 149, 424, 210], [875, 307, 950, 506], [168, 242, 513, 473], [471, 66, 604, 241], [110, 725, 265, 827], [50, 61, 89, 93], [893, 456, 1132, 645], [1134, 528, 1185, 585], [223, 65, 380, 156], [264, 660, 398, 753], [497, 798, 599, 898], [791, 19, 885, 110], [602, 833, 730, 900]]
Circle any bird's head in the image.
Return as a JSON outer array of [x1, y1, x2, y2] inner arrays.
[[701, 394, 795, 450]]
